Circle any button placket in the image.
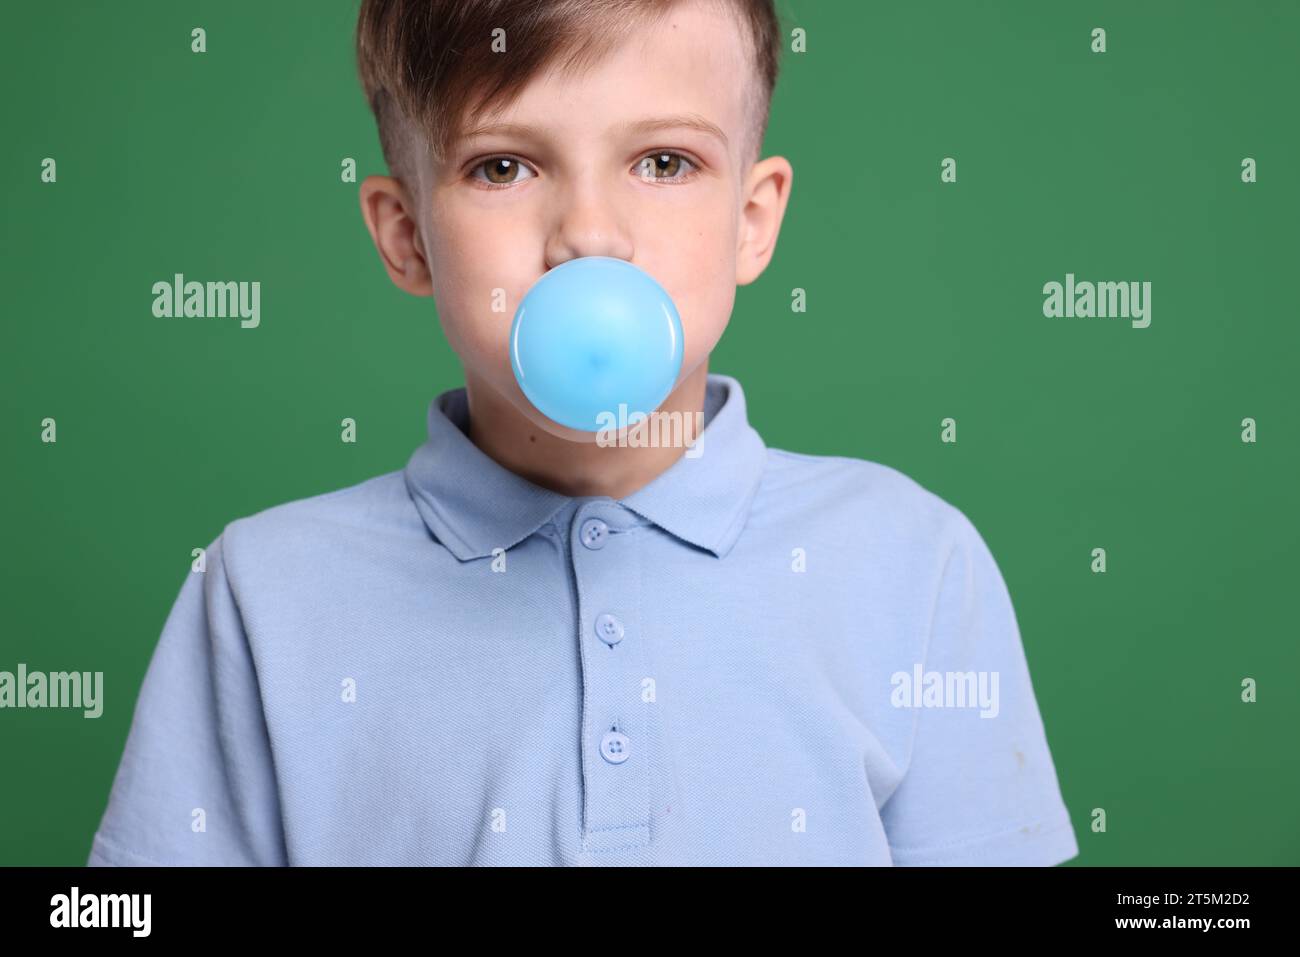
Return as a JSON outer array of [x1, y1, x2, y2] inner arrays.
[[570, 503, 651, 852]]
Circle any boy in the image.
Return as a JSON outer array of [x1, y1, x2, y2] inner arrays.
[[87, 0, 1078, 866]]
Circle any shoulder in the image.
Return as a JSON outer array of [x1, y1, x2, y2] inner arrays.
[[758, 446, 979, 552], [212, 469, 420, 578]]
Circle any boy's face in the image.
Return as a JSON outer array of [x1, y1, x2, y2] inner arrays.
[[362, 0, 792, 444]]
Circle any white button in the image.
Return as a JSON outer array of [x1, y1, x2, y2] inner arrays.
[[600, 730, 630, 764], [580, 518, 609, 549], [595, 613, 624, 646]]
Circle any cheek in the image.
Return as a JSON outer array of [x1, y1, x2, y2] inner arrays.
[[426, 217, 524, 365], [658, 204, 738, 366], [678, 280, 736, 368]]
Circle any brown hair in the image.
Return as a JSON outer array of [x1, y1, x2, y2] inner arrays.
[[355, 0, 782, 183]]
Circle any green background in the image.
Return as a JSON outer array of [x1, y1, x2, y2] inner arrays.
[[2, 0, 1296, 865]]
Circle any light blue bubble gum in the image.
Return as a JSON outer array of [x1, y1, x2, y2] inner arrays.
[[510, 256, 685, 433]]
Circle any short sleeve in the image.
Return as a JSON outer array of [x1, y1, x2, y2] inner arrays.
[[87, 533, 287, 866], [880, 511, 1078, 866]]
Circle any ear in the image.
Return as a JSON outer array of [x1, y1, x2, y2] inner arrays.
[[735, 156, 794, 287], [359, 175, 434, 296]]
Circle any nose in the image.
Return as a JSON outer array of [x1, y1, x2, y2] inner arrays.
[[543, 178, 635, 270]]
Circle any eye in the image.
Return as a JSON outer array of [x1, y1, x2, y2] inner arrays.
[[469, 156, 536, 188], [634, 151, 699, 183]]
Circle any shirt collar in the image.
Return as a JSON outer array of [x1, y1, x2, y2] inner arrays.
[[403, 372, 767, 561]]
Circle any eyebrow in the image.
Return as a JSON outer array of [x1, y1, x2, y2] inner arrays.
[[457, 113, 729, 148]]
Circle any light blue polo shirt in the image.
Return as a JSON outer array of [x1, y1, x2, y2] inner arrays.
[[87, 373, 1078, 866]]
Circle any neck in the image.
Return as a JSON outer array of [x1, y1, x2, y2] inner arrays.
[[464, 363, 709, 500]]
